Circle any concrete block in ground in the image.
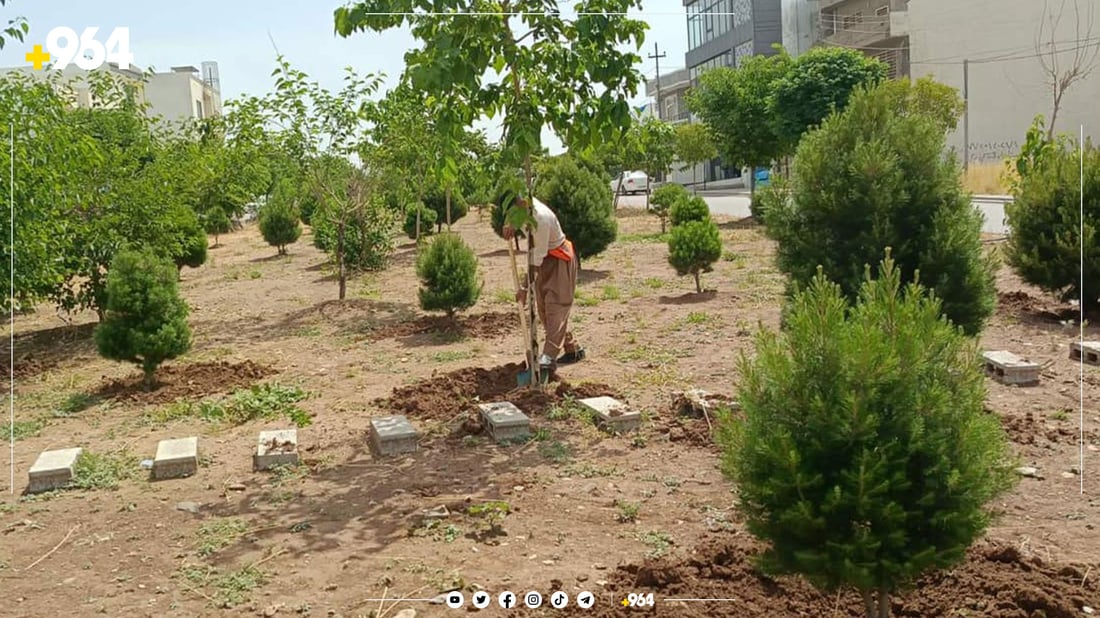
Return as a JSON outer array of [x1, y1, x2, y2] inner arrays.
[[27, 447, 82, 493], [153, 437, 199, 480], [982, 351, 1040, 386], [478, 402, 531, 441], [578, 396, 642, 433], [369, 415, 419, 457], [1070, 341, 1100, 366], [254, 429, 299, 471]]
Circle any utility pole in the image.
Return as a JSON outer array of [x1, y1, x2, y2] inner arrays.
[[963, 58, 969, 172], [648, 42, 666, 121]]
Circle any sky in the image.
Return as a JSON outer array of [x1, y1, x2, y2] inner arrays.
[[0, 0, 691, 154]]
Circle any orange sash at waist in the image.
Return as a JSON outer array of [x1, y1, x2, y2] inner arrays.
[[548, 239, 574, 262]]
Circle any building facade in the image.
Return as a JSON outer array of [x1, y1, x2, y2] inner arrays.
[[1, 61, 222, 127], [781, 0, 822, 56], [818, 0, 911, 77], [908, 0, 1099, 167]]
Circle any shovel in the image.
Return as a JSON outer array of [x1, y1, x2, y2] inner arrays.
[[507, 236, 546, 387]]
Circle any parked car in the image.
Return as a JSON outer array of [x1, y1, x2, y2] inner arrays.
[[610, 170, 650, 195]]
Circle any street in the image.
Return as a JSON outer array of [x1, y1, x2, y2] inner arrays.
[[615, 191, 1009, 235]]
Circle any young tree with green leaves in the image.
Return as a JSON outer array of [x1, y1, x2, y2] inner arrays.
[[650, 183, 690, 233], [404, 203, 438, 239], [175, 220, 209, 277], [632, 116, 676, 209], [764, 78, 995, 335], [673, 122, 717, 191], [335, 0, 646, 385], [95, 248, 192, 390], [668, 218, 722, 293], [0, 0, 29, 50], [261, 57, 390, 299], [416, 232, 481, 318], [1005, 137, 1099, 310], [259, 199, 302, 255], [687, 51, 791, 196], [717, 255, 1015, 618], [769, 46, 888, 151]]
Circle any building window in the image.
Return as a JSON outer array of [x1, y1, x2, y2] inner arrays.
[[195, 100, 204, 119], [875, 5, 889, 16]]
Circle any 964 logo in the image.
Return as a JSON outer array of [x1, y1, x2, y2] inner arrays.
[[25, 26, 134, 71]]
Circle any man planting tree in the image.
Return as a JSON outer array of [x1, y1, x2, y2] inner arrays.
[[503, 196, 585, 374]]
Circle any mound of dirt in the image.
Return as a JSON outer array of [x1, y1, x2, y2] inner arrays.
[[94, 360, 276, 405], [997, 409, 1099, 446], [376, 363, 620, 421], [365, 311, 517, 341], [548, 534, 1098, 617]]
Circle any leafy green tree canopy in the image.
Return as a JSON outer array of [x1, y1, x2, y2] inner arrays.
[[534, 154, 617, 261]]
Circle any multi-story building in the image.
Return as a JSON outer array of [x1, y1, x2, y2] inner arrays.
[[908, 0, 1099, 167], [781, 0, 823, 56], [817, 0, 911, 77], [0, 61, 222, 127]]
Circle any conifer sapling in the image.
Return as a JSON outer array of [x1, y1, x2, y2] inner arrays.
[[667, 218, 722, 293], [416, 232, 481, 318]]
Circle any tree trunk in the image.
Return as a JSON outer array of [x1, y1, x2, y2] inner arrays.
[[692, 166, 697, 194], [862, 591, 875, 618], [1047, 89, 1063, 142], [337, 218, 347, 301], [415, 206, 421, 242], [142, 363, 156, 391], [877, 589, 890, 618], [613, 175, 625, 210], [749, 168, 756, 198], [661, 217, 666, 234], [645, 172, 651, 211], [446, 186, 452, 231], [693, 271, 702, 294]]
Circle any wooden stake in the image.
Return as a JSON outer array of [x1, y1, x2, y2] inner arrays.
[[22, 524, 79, 570]]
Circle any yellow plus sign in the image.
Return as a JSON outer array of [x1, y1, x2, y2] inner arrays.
[[25, 44, 50, 70], [621, 597, 630, 607]]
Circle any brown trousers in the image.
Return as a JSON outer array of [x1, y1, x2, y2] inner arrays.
[[535, 251, 579, 359]]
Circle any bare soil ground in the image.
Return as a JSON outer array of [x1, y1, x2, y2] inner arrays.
[[2, 208, 1098, 618]]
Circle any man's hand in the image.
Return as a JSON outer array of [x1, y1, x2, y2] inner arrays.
[[516, 286, 528, 306], [503, 224, 516, 240]]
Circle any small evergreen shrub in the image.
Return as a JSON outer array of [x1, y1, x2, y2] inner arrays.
[[94, 248, 192, 389], [203, 208, 232, 246], [258, 201, 302, 255], [404, 203, 438, 239], [668, 218, 722, 293], [423, 185, 469, 231], [416, 232, 481, 317], [669, 195, 710, 227], [535, 155, 616, 261], [651, 184, 689, 233], [175, 222, 208, 273], [716, 255, 1015, 618], [765, 78, 995, 335], [1005, 140, 1100, 309]]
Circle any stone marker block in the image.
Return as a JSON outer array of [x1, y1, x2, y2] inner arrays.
[[478, 402, 531, 441], [27, 447, 82, 493], [153, 437, 199, 480], [578, 396, 642, 434], [982, 351, 1040, 386], [369, 415, 418, 458], [1070, 341, 1100, 366], [254, 429, 299, 471]]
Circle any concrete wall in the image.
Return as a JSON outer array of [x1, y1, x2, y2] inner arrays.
[[908, 0, 1100, 165], [144, 72, 198, 122], [752, 0, 784, 55], [781, 0, 821, 55]]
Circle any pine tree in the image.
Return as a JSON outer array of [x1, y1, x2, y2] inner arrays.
[[258, 200, 302, 255], [651, 183, 689, 233], [416, 232, 481, 318], [717, 254, 1015, 618], [94, 248, 192, 389], [669, 194, 710, 227], [668, 218, 722, 293]]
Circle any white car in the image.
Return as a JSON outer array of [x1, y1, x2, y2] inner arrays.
[[611, 171, 649, 195]]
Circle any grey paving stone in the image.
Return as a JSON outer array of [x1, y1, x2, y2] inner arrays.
[[254, 429, 299, 471], [27, 447, 82, 493], [578, 396, 642, 434], [369, 415, 418, 457], [982, 350, 1041, 386], [1070, 341, 1100, 366], [478, 401, 531, 441], [153, 437, 199, 480]]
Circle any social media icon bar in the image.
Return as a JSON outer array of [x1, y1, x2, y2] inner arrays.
[[525, 591, 543, 608], [446, 591, 464, 608], [577, 591, 596, 608], [498, 591, 517, 608], [551, 591, 569, 608], [472, 591, 491, 609]]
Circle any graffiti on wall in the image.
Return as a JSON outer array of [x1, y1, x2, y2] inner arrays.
[[966, 140, 1020, 163]]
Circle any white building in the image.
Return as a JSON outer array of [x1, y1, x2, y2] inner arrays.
[[907, 0, 1100, 166], [0, 61, 222, 126]]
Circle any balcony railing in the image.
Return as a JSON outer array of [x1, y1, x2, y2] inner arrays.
[[820, 1, 908, 48]]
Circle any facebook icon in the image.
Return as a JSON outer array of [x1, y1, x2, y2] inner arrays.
[[498, 591, 517, 608]]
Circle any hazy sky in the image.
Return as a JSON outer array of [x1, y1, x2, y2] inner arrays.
[[0, 1, 691, 153]]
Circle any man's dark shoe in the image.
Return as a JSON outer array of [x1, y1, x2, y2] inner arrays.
[[557, 347, 586, 365]]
